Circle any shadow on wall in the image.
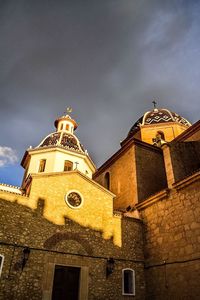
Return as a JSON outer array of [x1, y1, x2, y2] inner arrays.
[[0, 196, 125, 256]]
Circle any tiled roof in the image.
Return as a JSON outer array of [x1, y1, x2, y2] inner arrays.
[[128, 108, 191, 137], [38, 132, 85, 153]]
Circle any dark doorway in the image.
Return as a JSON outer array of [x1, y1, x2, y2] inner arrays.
[[52, 265, 80, 300]]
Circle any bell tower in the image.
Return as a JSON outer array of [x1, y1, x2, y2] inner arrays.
[[21, 109, 96, 192]]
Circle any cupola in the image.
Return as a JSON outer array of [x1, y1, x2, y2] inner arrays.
[[54, 113, 78, 134], [21, 108, 96, 191]]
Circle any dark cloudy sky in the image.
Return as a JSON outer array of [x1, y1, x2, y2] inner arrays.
[[0, 0, 200, 186]]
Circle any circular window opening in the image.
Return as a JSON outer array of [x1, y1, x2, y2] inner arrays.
[[65, 191, 83, 208]]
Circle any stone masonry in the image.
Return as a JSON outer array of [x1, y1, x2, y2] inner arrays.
[[137, 174, 200, 299], [0, 171, 145, 300]]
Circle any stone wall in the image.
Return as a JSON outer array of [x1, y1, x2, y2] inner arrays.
[[135, 144, 167, 202], [139, 175, 200, 299], [94, 140, 168, 209], [94, 144, 138, 210], [0, 186, 145, 299], [170, 141, 200, 182]]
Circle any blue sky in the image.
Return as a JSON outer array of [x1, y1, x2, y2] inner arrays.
[[0, 0, 200, 186]]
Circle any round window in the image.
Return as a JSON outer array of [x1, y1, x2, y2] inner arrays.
[[65, 191, 83, 208]]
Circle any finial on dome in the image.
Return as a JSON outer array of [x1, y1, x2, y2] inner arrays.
[[65, 107, 73, 114], [152, 100, 158, 112], [54, 107, 78, 132]]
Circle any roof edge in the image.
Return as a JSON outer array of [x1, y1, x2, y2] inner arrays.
[[31, 170, 115, 197], [172, 119, 200, 142], [93, 137, 162, 178]]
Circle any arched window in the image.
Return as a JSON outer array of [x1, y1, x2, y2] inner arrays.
[[64, 160, 73, 171], [122, 269, 135, 296], [38, 159, 46, 172], [66, 124, 69, 131], [0, 254, 4, 278], [157, 131, 165, 140], [104, 172, 110, 190]]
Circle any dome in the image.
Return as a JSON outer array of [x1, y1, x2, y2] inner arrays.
[[37, 132, 85, 153], [128, 108, 191, 137]]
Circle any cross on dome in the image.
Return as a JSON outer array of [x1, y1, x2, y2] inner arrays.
[[152, 100, 158, 110]]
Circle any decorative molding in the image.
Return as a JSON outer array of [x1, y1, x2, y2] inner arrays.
[[0, 183, 22, 195]]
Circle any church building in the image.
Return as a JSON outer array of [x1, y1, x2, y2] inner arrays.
[[0, 105, 200, 299]]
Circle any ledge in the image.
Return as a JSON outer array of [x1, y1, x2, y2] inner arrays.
[[94, 137, 161, 178], [136, 189, 169, 210], [173, 170, 200, 191], [0, 183, 22, 195]]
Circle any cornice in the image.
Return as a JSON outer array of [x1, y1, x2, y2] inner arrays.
[[173, 120, 200, 142], [21, 146, 96, 171], [136, 189, 169, 210], [31, 170, 116, 197], [173, 170, 200, 191], [94, 137, 161, 178]]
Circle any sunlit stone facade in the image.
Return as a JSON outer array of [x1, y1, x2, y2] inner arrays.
[[0, 108, 200, 299]]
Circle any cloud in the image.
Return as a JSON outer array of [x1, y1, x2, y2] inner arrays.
[[0, 0, 200, 178], [0, 146, 18, 167]]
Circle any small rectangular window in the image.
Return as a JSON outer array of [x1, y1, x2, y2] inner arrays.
[[122, 269, 135, 296], [38, 159, 46, 172], [0, 255, 4, 278]]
